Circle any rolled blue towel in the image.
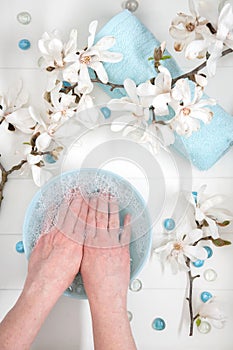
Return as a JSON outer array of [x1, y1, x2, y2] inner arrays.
[[95, 10, 233, 170]]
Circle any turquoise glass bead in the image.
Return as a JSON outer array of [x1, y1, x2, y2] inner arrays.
[[203, 246, 213, 259], [192, 259, 205, 268], [16, 241, 24, 253], [152, 318, 166, 331], [63, 81, 71, 87], [100, 107, 111, 119], [192, 191, 198, 203], [163, 218, 175, 231], [201, 291, 213, 303], [18, 39, 31, 50], [44, 154, 56, 164]]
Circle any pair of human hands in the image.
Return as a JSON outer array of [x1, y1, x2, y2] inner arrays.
[[25, 193, 131, 303]]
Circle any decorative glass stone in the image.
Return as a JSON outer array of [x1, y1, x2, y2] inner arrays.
[[201, 291, 213, 303], [122, 0, 139, 12], [100, 107, 111, 119], [37, 56, 44, 68], [203, 246, 213, 259], [152, 318, 166, 331], [192, 259, 205, 268], [67, 285, 73, 293], [204, 269, 218, 282], [63, 81, 72, 88], [127, 311, 133, 322], [44, 154, 56, 164], [15, 241, 24, 253], [163, 218, 175, 231], [17, 12, 31, 25], [129, 279, 142, 292], [18, 39, 31, 50], [198, 321, 211, 334], [192, 191, 198, 203]]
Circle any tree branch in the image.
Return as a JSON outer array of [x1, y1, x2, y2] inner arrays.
[[0, 157, 27, 210], [172, 48, 233, 85], [186, 258, 200, 336]]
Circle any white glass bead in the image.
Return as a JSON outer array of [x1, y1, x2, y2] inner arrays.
[[198, 321, 211, 334], [17, 12, 31, 25], [122, 0, 139, 12], [204, 269, 218, 282], [129, 279, 142, 292]]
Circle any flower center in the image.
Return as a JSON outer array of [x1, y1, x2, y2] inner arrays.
[[186, 22, 195, 32], [182, 107, 191, 116], [173, 242, 183, 251], [80, 55, 91, 65]]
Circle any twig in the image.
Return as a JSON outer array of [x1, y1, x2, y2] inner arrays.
[[186, 258, 200, 336], [91, 72, 124, 91], [0, 157, 27, 209], [172, 48, 233, 85]]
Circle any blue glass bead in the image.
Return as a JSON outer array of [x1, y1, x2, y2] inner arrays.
[[192, 191, 198, 204], [100, 107, 111, 119], [192, 259, 205, 268], [44, 154, 56, 164], [18, 39, 31, 50], [201, 291, 213, 303], [203, 246, 213, 259], [152, 318, 166, 331], [163, 218, 175, 231], [15, 241, 24, 253], [63, 81, 71, 87]]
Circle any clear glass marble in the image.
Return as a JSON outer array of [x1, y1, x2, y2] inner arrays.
[[122, 0, 139, 12], [204, 269, 218, 282], [17, 12, 31, 25], [198, 321, 211, 334], [129, 279, 142, 292]]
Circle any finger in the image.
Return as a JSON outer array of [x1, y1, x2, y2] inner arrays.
[[96, 193, 109, 230], [84, 196, 98, 246], [120, 214, 131, 246], [73, 196, 89, 243], [60, 195, 83, 236], [108, 196, 120, 232]]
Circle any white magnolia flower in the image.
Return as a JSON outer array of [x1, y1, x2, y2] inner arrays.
[[198, 298, 226, 329], [186, 3, 233, 76], [189, 185, 233, 239], [38, 29, 78, 91], [139, 122, 175, 155], [0, 81, 35, 134], [154, 229, 208, 273], [137, 66, 172, 116], [169, 79, 215, 137], [169, 0, 207, 53], [109, 79, 150, 137], [45, 83, 77, 124], [64, 21, 123, 93], [26, 152, 52, 187]]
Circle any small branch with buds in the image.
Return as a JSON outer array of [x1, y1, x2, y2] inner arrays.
[[186, 258, 200, 336], [0, 156, 27, 210]]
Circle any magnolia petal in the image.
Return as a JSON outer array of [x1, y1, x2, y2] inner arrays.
[[36, 132, 52, 151], [200, 194, 226, 211], [6, 109, 35, 134], [207, 207, 233, 222], [184, 228, 204, 245], [189, 108, 213, 123], [27, 154, 42, 165], [99, 50, 123, 63], [108, 99, 138, 114], [137, 81, 157, 97], [31, 165, 52, 187], [111, 114, 136, 132], [64, 29, 77, 56], [88, 20, 98, 49], [94, 36, 116, 51], [184, 245, 208, 261], [205, 217, 219, 238], [218, 3, 233, 40], [199, 299, 226, 321], [89, 61, 108, 84], [124, 79, 138, 105], [185, 39, 208, 60], [156, 124, 175, 146], [169, 26, 191, 40]]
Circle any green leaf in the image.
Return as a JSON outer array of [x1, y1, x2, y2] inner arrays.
[[217, 221, 231, 227], [212, 238, 232, 247], [160, 55, 172, 60], [148, 57, 154, 61], [196, 318, 201, 327], [23, 142, 30, 145]]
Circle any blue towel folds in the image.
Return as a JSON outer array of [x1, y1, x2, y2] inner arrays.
[[95, 10, 233, 170]]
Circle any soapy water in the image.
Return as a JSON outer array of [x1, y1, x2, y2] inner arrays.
[[23, 168, 152, 298]]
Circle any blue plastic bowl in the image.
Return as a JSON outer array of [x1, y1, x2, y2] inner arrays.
[[23, 169, 152, 299]]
